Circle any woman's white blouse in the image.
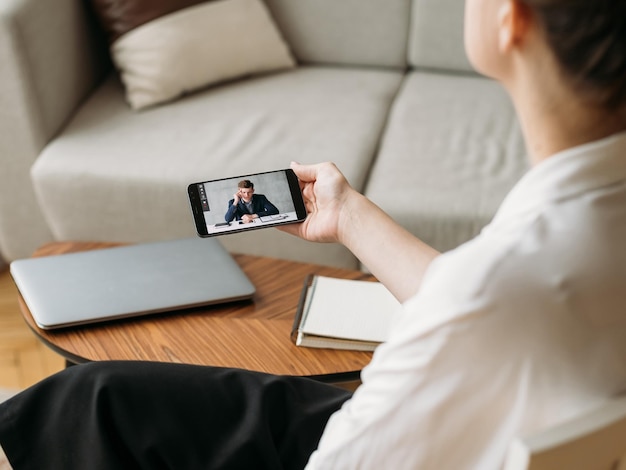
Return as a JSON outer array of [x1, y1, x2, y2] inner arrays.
[[307, 132, 626, 469]]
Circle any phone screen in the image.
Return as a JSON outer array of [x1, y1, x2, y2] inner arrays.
[[188, 169, 307, 237]]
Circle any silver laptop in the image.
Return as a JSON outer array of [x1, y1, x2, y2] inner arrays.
[[10, 237, 255, 330]]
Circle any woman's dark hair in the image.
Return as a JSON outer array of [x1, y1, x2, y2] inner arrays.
[[523, 0, 626, 110]]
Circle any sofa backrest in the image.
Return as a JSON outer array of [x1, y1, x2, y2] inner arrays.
[[265, 0, 473, 73], [264, 0, 411, 69], [408, 0, 475, 73]]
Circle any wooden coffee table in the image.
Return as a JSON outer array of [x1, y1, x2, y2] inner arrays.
[[17, 242, 375, 384]]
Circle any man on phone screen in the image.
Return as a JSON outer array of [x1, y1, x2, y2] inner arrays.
[[225, 179, 279, 223]]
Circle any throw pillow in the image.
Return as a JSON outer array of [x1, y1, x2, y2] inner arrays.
[[90, 0, 296, 110], [89, 0, 208, 43]]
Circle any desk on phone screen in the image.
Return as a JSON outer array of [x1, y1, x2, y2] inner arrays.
[[207, 212, 297, 234]]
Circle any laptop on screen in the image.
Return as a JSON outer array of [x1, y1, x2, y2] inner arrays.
[[10, 237, 255, 330]]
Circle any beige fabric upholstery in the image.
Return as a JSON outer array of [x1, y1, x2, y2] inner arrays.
[[32, 67, 403, 268], [0, 0, 107, 261], [111, 0, 296, 110], [364, 71, 528, 253], [0, 0, 529, 270], [408, 0, 475, 73], [265, 0, 410, 68]]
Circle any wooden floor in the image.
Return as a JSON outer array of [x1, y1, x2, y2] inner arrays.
[[0, 267, 64, 390]]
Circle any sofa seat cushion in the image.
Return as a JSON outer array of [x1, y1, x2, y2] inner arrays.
[[365, 71, 528, 253], [32, 66, 403, 268]]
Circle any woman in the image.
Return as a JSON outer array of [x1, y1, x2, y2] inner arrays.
[[1, 0, 625, 468]]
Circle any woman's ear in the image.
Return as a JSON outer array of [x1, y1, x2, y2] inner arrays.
[[498, 0, 533, 53]]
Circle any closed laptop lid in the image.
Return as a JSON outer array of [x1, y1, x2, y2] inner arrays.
[[10, 238, 255, 330]]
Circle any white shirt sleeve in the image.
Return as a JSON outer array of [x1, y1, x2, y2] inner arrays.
[[305, 310, 530, 468], [305, 246, 531, 469], [306, 132, 626, 469], [306, 239, 626, 469]]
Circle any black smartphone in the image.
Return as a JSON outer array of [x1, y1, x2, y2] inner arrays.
[[188, 168, 307, 237]]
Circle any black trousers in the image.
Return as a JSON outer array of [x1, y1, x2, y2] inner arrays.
[[0, 361, 352, 470]]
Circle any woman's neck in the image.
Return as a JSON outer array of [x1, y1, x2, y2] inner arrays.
[[507, 63, 626, 165], [520, 101, 626, 165]]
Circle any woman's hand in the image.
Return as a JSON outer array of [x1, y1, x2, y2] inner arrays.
[[280, 161, 439, 302], [279, 161, 357, 244]]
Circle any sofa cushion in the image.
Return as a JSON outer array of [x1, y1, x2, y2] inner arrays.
[[31, 66, 403, 268], [408, 0, 474, 73], [88, 0, 207, 43], [364, 71, 528, 253], [105, 0, 295, 110], [265, 0, 411, 69]]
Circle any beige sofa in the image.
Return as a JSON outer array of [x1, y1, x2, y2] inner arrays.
[[0, 0, 528, 269]]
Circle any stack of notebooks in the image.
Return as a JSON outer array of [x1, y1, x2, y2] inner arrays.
[[291, 275, 401, 351]]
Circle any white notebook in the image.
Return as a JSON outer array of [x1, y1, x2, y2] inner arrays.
[[11, 237, 255, 330], [291, 275, 401, 351]]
